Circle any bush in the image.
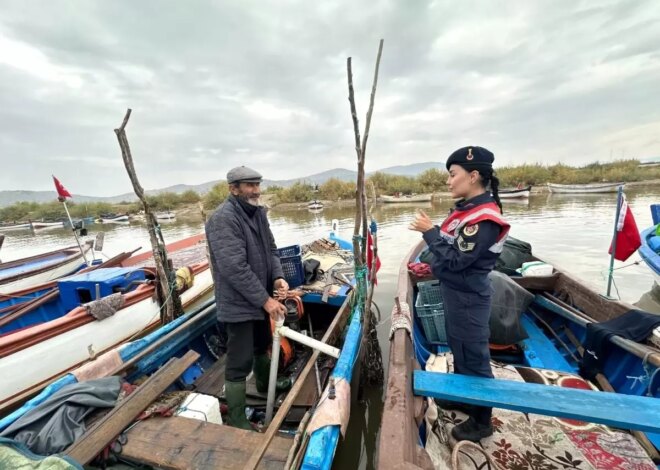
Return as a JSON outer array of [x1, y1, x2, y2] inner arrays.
[[203, 182, 230, 210], [274, 182, 315, 203], [319, 178, 356, 200]]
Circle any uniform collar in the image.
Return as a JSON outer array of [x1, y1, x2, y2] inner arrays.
[[454, 192, 493, 211]]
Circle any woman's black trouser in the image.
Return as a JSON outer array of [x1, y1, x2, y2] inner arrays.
[[440, 283, 494, 426], [225, 318, 272, 382]]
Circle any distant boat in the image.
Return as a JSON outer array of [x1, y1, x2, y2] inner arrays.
[[499, 185, 532, 199], [307, 200, 324, 210], [381, 193, 433, 203], [547, 182, 624, 194], [155, 211, 176, 221], [98, 213, 129, 223], [31, 221, 64, 231], [639, 204, 660, 285], [0, 242, 93, 295], [0, 223, 32, 233]]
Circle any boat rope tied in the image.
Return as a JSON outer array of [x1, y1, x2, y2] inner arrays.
[[389, 297, 412, 339], [626, 374, 648, 391]]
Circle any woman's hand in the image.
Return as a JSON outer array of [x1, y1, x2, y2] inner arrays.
[[408, 209, 434, 233]]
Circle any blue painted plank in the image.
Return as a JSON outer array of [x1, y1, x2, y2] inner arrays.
[[414, 370, 660, 434], [301, 306, 363, 470], [520, 315, 576, 373]]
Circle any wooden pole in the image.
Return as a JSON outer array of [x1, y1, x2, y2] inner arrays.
[[114, 109, 183, 323], [347, 57, 364, 265]]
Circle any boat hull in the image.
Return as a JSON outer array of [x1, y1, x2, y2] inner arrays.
[[548, 182, 624, 194], [499, 185, 531, 199], [639, 224, 660, 284], [381, 194, 433, 203], [0, 223, 32, 232]]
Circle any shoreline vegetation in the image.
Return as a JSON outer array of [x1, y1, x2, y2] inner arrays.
[[1, 160, 659, 223]]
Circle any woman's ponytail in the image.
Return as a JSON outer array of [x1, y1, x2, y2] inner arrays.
[[490, 173, 503, 214]]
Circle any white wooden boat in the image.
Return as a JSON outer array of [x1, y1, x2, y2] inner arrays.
[[307, 200, 324, 210], [0, 243, 93, 295], [547, 182, 624, 194], [31, 221, 64, 230], [0, 223, 32, 233], [0, 262, 213, 409], [155, 211, 176, 221], [499, 185, 531, 199], [381, 193, 433, 203], [99, 214, 129, 223]]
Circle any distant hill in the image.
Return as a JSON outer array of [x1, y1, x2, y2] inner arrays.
[[0, 161, 444, 207]]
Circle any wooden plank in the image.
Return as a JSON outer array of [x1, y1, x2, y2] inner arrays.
[[414, 370, 660, 434], [121, 416, 291, 470], [243, 295, 352, 470], [193, 355, 226, 396], [520, 315, 575, 373], [67, 350, 200, 464]]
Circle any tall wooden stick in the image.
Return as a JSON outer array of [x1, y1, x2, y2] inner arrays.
[[114, 109, 183, 323], [347, 57, 364, 264]]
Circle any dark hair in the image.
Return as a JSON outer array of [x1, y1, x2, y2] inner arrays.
[[477, 169, 503, 214]]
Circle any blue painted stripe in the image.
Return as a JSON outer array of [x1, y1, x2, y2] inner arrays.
[[301, 305, 363, 470], [0, 374, 77, 431], [414, 370, 660, 434], [520, 314, 576, 373]]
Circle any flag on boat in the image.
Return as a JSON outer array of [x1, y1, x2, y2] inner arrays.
[[608, 192, 641, 261], [52, 175, 72, 200], [367, 229, 381, 284]]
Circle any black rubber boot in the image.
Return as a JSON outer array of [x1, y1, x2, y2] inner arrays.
[[253, 354, 291, 394], [224, 380, 254, 431], [451, 416, 493, 442]]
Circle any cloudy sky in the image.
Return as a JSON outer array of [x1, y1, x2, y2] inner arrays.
[[1, 1, 659, 196]]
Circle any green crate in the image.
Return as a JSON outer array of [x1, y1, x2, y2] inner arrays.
[[415, 280, 447, 344]]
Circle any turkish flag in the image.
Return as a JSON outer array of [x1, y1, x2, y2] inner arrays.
[[367, 230, 381, 284], [608, 193, 642, 261], [52, 175, 72, 199]]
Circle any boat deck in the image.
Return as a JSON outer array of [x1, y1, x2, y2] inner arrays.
[[0, 252, 70, 280]]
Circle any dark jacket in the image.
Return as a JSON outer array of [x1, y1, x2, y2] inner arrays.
[[422, 193, 502, 295], [205, 196, 284, 322]]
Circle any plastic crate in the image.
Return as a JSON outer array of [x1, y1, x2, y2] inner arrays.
[[415, 280, 447, 344], [277, 245, 305, 287]]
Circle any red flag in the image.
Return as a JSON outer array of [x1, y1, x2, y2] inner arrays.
[[367, 230, 381, 284], [52, 175, 72, 199], [608, 193, 641, 261]]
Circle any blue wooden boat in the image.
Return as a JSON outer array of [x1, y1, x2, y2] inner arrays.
[[0, 235, 363, 468], [639, 204, 660, 285], [379, 240, 660, 469]]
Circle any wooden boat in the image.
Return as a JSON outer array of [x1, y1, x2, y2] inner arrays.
[[379, 240, 660, 469], [0, 234, 363, 470], [381, 193, 433, 203], [307, 200, 324, 210], [155, 211, 176, 221], [639, 204, 660, 285], [499, 185, 531, 199], [31, 221, 64, 230], [547, 182, 624, 194], [0, 223, 32, 233], [0, 243, 94, 295], [98, 213, 129, 223]]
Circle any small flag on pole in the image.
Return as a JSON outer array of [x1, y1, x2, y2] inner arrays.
[[608, 192, 642, 262], [52, 175, 72, 200], [367, 228, 381, 284]]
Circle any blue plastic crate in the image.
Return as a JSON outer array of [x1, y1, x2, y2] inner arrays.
[[277, 245, 305, 287], [415, 280, 447, 344]]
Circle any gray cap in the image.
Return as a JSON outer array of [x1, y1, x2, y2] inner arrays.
[[226, 166, 263, 184]]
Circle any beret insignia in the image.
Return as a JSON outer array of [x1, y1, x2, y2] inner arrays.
[[462, 224, 479, 237]]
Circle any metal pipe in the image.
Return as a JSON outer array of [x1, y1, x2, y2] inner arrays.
[[307, 316, 322, 395], [279, 326, 340, 358], [265, 318, 284, 425]]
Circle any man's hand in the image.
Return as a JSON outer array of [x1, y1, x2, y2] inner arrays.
[[274, 278, 289, 296], [408, 209, 434, 233], [263, 297, 287, 321]]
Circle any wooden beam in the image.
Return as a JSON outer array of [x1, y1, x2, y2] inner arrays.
[[414, 370, 660, 434], [243, 296, 351, 470], [66, 350, 199, 464]]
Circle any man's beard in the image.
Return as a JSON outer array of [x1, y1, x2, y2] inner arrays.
[[239, 194, 260, 206]]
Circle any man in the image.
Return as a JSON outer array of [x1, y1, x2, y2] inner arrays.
[[205, 166, 289, 430]]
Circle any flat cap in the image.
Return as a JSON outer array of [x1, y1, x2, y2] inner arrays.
[[446, 146, 494, 171], [226, 166, 263, 184]]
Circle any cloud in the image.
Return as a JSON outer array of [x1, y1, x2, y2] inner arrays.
[[0, 0, 659, 196]]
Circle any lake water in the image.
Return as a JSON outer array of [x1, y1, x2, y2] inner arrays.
[[1, 188, 658, 469]]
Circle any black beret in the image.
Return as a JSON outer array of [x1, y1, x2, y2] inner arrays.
[[445, 146, 494, 171]]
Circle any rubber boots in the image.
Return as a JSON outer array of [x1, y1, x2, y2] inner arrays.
[[451, 416, 494, 443], [224, 380, 253, 431], [253, 354, 291, 394]]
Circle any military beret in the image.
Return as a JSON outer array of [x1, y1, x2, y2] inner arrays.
[[226, 166, 263, 184], [445, 146, 494, 171]]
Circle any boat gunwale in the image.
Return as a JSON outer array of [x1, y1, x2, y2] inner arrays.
[[0, 243, 93, 286]]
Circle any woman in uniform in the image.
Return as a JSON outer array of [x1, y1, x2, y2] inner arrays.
[[409, 146, 509, 442]]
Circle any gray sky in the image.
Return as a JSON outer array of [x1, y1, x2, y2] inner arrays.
[[1, 1, 659, 196]]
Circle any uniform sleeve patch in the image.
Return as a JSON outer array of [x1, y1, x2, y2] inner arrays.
[[462, 224, 479, 237], [457, 235, 476, 252]]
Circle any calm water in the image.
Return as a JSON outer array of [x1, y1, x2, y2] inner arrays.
[[1, 188, 658, 469]]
